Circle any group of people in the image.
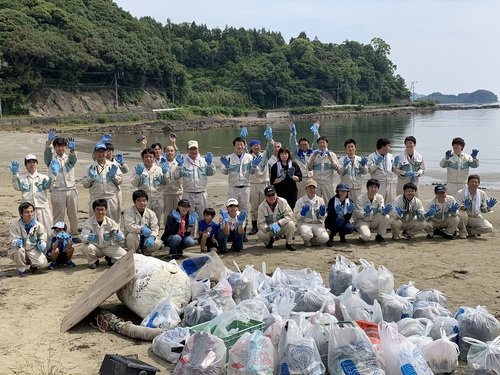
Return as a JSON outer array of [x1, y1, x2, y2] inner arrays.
[[7, 123, 495, 276]]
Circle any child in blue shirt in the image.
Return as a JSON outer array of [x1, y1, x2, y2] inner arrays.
[[198, 208, 219, 253], [47, 221, 75, 269]]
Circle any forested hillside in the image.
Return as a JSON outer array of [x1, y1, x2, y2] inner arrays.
[[0, 0, 410, 115]]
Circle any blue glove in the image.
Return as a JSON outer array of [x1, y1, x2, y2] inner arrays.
[[141, 226, 152, 237], [319, 204, 326, 216], [219, 209, 230, 223], [136, 135, 146, 144], [449, 202, 459, 214], [395, 206, 405, 217], [135, 164, 145, 176], [269, 223, 280, 233], [290, 123, 297, 136], [346, 202, 355, 213], [335, 204, 343, 214], [487, 197, 497, 209], [394, 155, 400, 166], [425, 205, 438, 218], [15, 239, 22, 248], [115, 232, 123, 241], [237, 210, 247, 226], [175, 154, 184, 166], [359, 156, 368, 166], [471, 149, 479, 158], [313, 149, 321, 155], [160, 161, 169, 174], [56, 232, 66, 240], [463, 198, 472, 208], [108, 164, 118, 177], [87, 233, 96, 242], [205, 152, 213, 165], [160, 154, 166, 163], [9, 160, 19, 175], [287, 166, 295, 178], [48, 128, 58, 141], [375, 155, 384, 164], [343, 157, 350, 167], [310, 123, 319, 135], [240, 127, 248, 138], [37, 242, 46, 252], [445, 150, 453, 160], [252, 155, 263, 168], [88, 168, 97, 180], [68, 137, 76, 151], [51, 160, 60, 175], [300, 205, 310, 216], [220, 156, 230, 168], [115, 154, 124, 165], [144, 236, 155, 248], [264, 126, 273, 140], [42, 178, 51, 190], [100, 133, 111, 143], [406, 171, 417, 178], [382, 204, 393, 215], [172, 210, 181, 223], [188, 213, 198, 227], [364, 205, 373, 215], [279, 168, 287, 179]]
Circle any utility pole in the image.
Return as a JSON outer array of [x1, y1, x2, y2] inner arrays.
[[114, 72, 119, 111], [410, 81, 418, 101]]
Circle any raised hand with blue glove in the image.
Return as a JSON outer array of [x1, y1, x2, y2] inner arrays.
[[100, 133, 111, 143], [346, 202, 355, 214], [50, 160, 60, 175], [269, 222, 281, 233], [219, 209, 230, 223], [335, 204, 343, 214], [425, 205, 438, 218], [300, 205, 310, 216], [136, 135, 146, 144], [47, 128, 58, 141], [364, 204, 373, 216], [175, 154, 184, 166], [487, 197, 497, 209], [264, 126, 273, 140], [9, 160, 19, 175], [88, 168, 97, 180], [287, 166, 295, 178], [68, 137, 76, 151], [160, 154, 167, 163], [445, 150, 453, 160], [220, 156, 230, 168], [115, 154, 124, 165], [279, 168, 287, 180], [188, 213, 198, 227], [135, 164, 145, 176], [394, 206, 405, 217], [141, 226, 152, 237], [42, 178, 51, 190], [449, 202, 459, 214], [394, 155, 400, 166], [313, 149, 322, 155], [319, 204, 326, 216], [471, 149, 479, 159], [290, 123, 297, 136], [374, 155, 384, 164], [463, 198, 472, 208], [160, 161, 169, 174], [359, 156, 368, 166], [37, 242, 46, 252], [172, 210, 182, 223], [115, 232, 123, 241], [108, 164, 118, 177], [237, 211, 247, 226], [406, 171, 417, 178], [251, 155, 262, 168], [144, 236, 155, 248], [310, 122, 319, 135], [205, 152, 213, 165], [382, 204, 393, 215], [343, 157, 350, 167], [240, 127, 248, 138]]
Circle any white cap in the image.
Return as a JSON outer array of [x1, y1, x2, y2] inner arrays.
[[51, 221, 67, 230], [226, 198, 239, 206], [187, 140, 199, 149], [24, 154, 37, 163]]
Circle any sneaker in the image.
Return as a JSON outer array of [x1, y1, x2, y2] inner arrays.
[[285, 243, 296, 251], [392, 236, 400, 241], [339, 235, 347, 243], [426, 234, 433, 239], [442, 233, 455, 240], [65, 260, 76, 267], [249, 226, 258, 235], [459, 233, 467, 239], [375, 234, 388, 244], [326, 239, 334, 247], [243, 236, 248, 243], [30, 265, 38, 274], [88, 259, 99, 269], [48, 262, 58, 270], [104, 256, 113, 266], [265, 237, 275, 249], [433, 229, 445, 237], [72, 237, 82, 244], [402, 232, 416, 241], [303, 241, 312, 247], [18, 270, 28, 277]]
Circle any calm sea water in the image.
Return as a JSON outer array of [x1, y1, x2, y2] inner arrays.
[[80, 106, 500, 188]]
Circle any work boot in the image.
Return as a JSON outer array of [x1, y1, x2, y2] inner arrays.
[[249, 221, 258, 235]]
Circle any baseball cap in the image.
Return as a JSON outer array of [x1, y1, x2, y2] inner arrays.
[[178, 199, 191, 207], [187, 140, 198, 149], [226, 198, 239, 206], [335, 183, 350, 192], [434, 185, 447, 194], [305, 179, 317, 188], [249, 140, 261, 147], [93, 143, 107, 151], [51, 221, 67, 230], [264, 185, 276, 196], [24, 154, 37, 163]]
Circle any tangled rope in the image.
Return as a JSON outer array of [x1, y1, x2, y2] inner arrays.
[[92, 309, 163, 341]]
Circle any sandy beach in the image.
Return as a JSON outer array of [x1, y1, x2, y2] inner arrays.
[[0, 130, 499, 374]]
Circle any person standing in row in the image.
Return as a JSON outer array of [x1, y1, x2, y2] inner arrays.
[[337, 138, 368, 203], [163, 141, 183, 219], [367, 138, 395, 204], [288, 121, 317, 198], [270, 147, 302, 209], [439, 137, 479, 198], [393, 136, 425, 196], [43, 130, 80, 242], [307, 136, 339, 203], [105, 141, 129, 224]]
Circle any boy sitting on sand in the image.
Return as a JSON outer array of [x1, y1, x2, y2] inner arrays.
[[47, 221, 75, 270]]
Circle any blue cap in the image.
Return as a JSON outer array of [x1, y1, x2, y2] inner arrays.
[[335, 183, 350, 192], [93, 143, 107, 151], [249, 140, 261, 147]]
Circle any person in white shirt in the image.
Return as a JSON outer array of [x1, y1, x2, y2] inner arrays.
[[367, 138, 395, 204], [390, 182, 428, 241], [217, 198, 247, 253], [393, 136, 425, 196], [337, 138, 368, 203], [424, 185, 459, 240], [307, 136, 339, 203]]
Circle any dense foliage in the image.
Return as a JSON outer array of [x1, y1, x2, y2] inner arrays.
[[0, 0, 410, 115], [419, 90, 498, 104]]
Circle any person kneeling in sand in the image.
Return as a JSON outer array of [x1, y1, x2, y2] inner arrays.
[[293, 179, 328, 247], [81, 199, 126, 269], [123, 190, 163, 255], [9, 202, 49, 277], [424, 185, 459, 240], [456, 174, 496, 239], [257, 185, 296, 251]]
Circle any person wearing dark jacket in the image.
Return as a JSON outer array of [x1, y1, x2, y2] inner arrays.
[[325, 183, 355, 246], [270, 147, 302, 209], [161, 199, 197, 259]]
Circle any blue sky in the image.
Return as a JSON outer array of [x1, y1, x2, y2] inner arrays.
[[114, 0, 500, 97]]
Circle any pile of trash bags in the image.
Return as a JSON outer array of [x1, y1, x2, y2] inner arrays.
[[138, 253, 500, 374]]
